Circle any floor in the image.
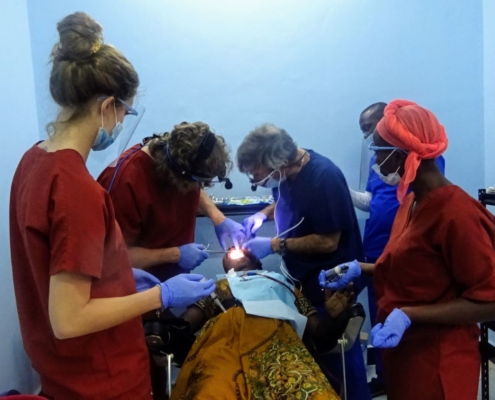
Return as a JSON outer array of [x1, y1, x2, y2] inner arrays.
[[171, 358, 495, 399], [369, 361, 495, 400]]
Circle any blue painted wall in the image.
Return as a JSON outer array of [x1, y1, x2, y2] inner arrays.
[[485, 0, 495, 189], [27, 0, 484, 197], [0, 0, 40, 395], [0, 0, 487, 392]]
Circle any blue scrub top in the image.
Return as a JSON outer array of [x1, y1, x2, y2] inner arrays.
[[274, 150, 364, 306], [363, 155, 446, 260]]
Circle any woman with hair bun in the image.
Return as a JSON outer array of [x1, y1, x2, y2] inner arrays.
[[9, 12, 214, 399]]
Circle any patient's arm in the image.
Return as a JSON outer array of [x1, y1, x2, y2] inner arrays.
[[303, 285, 355, 339], [179, 278, 234, 333], [180, 305, 208, 334]]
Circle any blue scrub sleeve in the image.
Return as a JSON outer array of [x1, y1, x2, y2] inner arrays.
[[435, 156, 446, 174]]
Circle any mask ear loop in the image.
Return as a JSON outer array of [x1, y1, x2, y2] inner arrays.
[[100, 103, 105, 129], [377, 149, 397, 169], [100, 98, 118, 132], [113, 100, 118, 128]]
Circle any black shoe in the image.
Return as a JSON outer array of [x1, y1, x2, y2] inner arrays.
[[368, 377, 386, 398]]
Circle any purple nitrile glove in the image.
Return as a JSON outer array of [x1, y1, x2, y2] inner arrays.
[[215, 218, 246, 250], [318, 260, 361, 291], [133, 268, 160, 292], [241, 237, 273, 260], [242, 212, 267, 239], [159, 273, 215, 309], [371, 308, 411, 348], [178, 243, 209, 270]]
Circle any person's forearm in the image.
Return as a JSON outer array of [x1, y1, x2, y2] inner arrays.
[[50, 287, 162, 339], [198, 189, 225, 225], [349, 189, 372, 212], [270, 232, 341, 254], [261, 203, 276, 220], [128, 246, 180, 269], [304, 313, 322, 337], [402, 297, 495, 325], [180, 305, 208, 334], [359, 262, 375, 276]]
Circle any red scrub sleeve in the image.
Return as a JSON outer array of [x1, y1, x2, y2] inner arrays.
[[440, 203, 495, 302], [108, 177, 143, 246], [49, 173, 108, 280]]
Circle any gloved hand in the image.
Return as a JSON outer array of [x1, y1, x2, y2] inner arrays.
[[371, 308, 411, 348], [133, 268, 160, 292], [214, 218, 246, 250], [318, 260, 361, 291], [178, 243, 209, 270], [242, 237, 273, 260], [160, 274, 215, 309], [243, 212, 267, 238]]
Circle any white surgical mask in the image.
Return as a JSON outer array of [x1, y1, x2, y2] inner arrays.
[[372, 149, 402, 186], [255, 169, 286, 189], [372, 164, 401, 186]]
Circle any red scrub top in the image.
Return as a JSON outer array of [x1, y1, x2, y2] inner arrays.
[[10, 146, 151, 400], [374, 185, 495, 400], [97, 144, 200, 281]]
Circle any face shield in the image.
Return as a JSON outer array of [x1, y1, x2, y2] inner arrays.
[[108, 99, 146, 167], [86, 98, 146, 178], [359, 132, 374, 190]]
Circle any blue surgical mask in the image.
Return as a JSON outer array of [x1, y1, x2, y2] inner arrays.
[[92, 102, 123, 151]]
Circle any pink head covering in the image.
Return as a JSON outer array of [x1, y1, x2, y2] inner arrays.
[[376, 99, 448, 202]]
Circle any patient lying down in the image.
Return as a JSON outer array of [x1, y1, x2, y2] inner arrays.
[[171, 249, 353, 400]]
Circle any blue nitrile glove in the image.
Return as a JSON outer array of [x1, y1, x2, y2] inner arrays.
[[133, 268, 160, 292], [242, 212, 267, 238], [178, 243, 209, 270], [159, 273, 215, 309], [371, 308, 411, 348], [242, 237, 273, 259], [215, 218, 246, 250], [318, 260, 361, 291]]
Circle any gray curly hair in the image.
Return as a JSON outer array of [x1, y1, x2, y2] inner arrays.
[[237, 124, 298, 173]]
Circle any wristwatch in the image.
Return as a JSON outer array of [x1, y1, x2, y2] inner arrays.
[[278, 238, 287, 256]]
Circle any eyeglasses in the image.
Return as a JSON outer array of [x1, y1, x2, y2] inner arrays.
[[97, 96, 139, 116]]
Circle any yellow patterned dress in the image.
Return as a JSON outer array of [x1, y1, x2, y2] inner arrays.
[[171, 278, 340, 400]]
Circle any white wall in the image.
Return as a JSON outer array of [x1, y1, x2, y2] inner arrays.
[[0, 0, 40, 394]]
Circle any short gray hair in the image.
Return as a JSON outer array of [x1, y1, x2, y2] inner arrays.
[[237, 124, 298, 172]]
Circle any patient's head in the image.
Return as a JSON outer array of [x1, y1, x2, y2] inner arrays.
[[222, 247, 262, 273]]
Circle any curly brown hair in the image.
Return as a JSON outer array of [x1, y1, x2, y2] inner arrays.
[[148, 122, 232, 192]]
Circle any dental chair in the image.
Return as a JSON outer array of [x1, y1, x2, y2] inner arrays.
[[144, 317, 196, 400], [308, 302, 366, 400], [143, 302, 365, 400]]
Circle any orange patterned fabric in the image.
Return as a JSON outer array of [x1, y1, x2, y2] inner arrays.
[[376, 99, 448, 202], [171, 279, 339, 400]]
